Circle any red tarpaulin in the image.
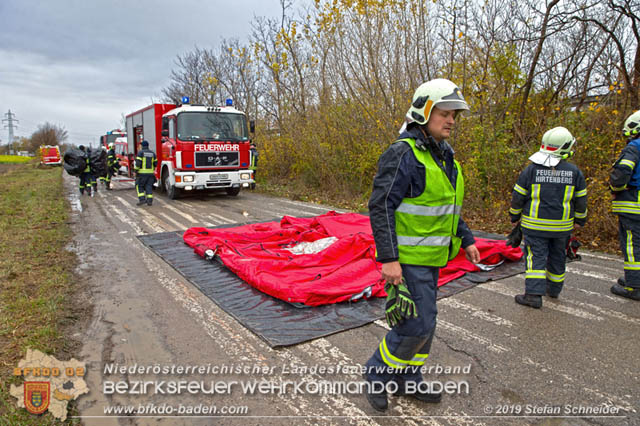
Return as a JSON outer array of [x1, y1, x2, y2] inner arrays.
[[183, 212, 523, 306]]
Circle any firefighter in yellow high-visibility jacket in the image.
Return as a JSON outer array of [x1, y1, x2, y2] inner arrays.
[[134, 140, 157, 206]]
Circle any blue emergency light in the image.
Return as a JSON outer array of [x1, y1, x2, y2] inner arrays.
[[225, 98, 233, 106], [182, 96, 190, 104]]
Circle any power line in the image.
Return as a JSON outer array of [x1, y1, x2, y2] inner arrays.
[[2, 110, 19, 153]]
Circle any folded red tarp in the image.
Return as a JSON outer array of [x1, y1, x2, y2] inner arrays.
[[183, 212, 523, 306]]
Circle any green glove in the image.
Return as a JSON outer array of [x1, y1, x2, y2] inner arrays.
[[384, 281, 401, 327], [397, 281, 418, 319]]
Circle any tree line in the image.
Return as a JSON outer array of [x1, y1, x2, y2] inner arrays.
[[166, 0, 638, 247]]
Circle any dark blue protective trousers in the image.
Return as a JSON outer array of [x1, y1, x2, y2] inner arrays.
[[365, 264, 438, 386]]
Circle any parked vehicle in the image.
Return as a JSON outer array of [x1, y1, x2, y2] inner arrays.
[[125, 100, 255, 199], [39, 145, 61, 165]]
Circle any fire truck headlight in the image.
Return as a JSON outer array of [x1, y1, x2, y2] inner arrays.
[[240, 173, 251, 180], [183, 175, 195, 183]]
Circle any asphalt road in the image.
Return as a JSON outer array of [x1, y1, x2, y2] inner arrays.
[[65, 174, 639, 426]]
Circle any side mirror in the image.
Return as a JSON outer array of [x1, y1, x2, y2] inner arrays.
[[161, 129, 169, 137], [249, 120, 255, 134]]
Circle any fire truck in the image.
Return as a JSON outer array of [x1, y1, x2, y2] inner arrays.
[[39, 145, 61, 165], [100, 130, 131, 175], [125, 100, 254, 199]]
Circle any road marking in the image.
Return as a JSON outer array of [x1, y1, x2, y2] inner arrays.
[[108, 204, 144, 235], [206, 211, 236, 224], [479, 282, 604, 322], [112, 196, 165, 233], [565, 299, 640, 325], [278, 198, 348, 213], [566, 266, 617, 282], [156, 199, 200, 224], [439, 298, 514, 327], [374, 319, 509, 354], [571, 287, 629, 304], [157, 211, 188, 231], [437, 320, 510, 354], [579, 251, 623, 263]]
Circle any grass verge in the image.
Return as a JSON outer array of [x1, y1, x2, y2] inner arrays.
[[0, 163, 83, 424]]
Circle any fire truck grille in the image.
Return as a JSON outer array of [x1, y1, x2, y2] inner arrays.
[[195, 152, 239, 168]]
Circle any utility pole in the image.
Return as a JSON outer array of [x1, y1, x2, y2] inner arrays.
[[2, 110, 19, 154]]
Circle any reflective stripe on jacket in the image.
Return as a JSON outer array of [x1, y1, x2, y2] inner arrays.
[[135, 148, 157, 174], [510, 160, 587, 236], [611, 138, 640, 216]]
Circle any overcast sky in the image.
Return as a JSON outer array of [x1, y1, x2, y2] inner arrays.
[[0, 0, 283, 148]]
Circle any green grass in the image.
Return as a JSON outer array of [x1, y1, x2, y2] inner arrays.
[[0, 155, 33, 164], [0, 164, 81, 425]]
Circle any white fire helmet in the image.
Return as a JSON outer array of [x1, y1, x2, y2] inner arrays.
[[623, 110, 640, 138], [529, 126, 576, 167], [405, 79, 469, 126]]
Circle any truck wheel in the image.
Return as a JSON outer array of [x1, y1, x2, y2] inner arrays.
[[163, 170, 180, 199], [226, 187, 241, 196]]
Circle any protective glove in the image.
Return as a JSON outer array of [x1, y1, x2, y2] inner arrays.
[[506, 222, 522, 248], [396, 281, 418, 319], [384, 282, 402, 327]]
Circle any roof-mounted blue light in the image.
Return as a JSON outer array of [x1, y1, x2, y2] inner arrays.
[[225, 98, 233, 106], [181, 96, 190, 104]]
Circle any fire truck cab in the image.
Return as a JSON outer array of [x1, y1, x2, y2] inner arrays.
[[126, 100, 254, 199]]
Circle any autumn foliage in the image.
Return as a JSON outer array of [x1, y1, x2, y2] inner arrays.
[[164, 0, 640, 252]]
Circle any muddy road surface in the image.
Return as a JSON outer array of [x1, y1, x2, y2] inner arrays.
[[65, 174, 638, 426]]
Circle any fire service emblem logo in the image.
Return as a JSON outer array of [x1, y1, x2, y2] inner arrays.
[[24, 382, 50, 415]]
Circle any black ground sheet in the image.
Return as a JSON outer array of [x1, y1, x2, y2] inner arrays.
[[138, 229, 524, 347]]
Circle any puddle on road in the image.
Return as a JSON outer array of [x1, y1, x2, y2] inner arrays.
[[69, 191, 83, 212]]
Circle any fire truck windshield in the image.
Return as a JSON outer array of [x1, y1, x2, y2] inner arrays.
[[105, 134, 124, 145], [177, 112, 249, 141]]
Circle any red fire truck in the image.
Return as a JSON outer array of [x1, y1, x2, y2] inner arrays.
[[125, 100, 254, 199], [100, 130, 131, 175], [39, 145, 61, 165]]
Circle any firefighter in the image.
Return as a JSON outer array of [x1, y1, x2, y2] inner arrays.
[[98, 145, 108, 187], [363, 79, 480, 412], [105, 142, 117, 190], [250, 143, 258, 189], [135, 140, 157, 206], [609, 110, 640, 301], [78, 145, 93, 197], [509, 127, 588, 308]]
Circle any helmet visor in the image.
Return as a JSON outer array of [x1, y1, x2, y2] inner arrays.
[[435, 100, 469, 112]]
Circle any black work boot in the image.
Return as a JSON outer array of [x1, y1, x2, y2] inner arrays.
[[394, 383, 442, 403], [610, 284, 640, 301], [146, 201, 153, 206], [363, 376, 388, 412], [515, 294, 542, 308], [545, 285, 561, 299], [136, 200, 146, 206]]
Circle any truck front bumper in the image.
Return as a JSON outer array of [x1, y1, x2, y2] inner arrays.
[[174, 170, 254, 190]]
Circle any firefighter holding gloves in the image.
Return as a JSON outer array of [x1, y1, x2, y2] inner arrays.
[[135, 140, 157, 206], [609, 110, 640, 301], [509, 127, 588, 308], [363, 79, 480, 412]]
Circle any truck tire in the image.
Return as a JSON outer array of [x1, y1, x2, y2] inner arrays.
[[226, 187, 241, 196], [163, 170, 180, 199]]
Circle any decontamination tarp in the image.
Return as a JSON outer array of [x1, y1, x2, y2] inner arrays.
[[182, 212, 523, 306], [139, 226, 525, 347]]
